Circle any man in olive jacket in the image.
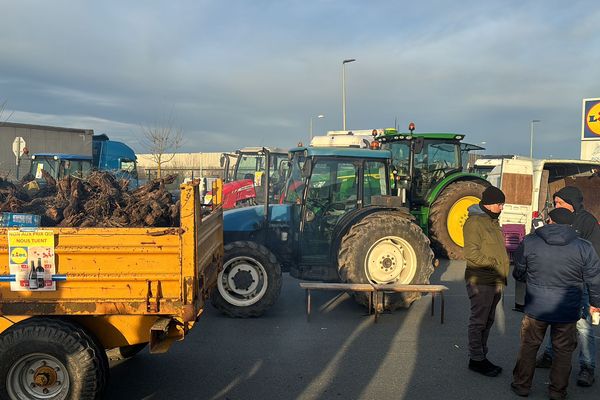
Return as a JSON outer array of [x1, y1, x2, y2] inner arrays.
[[463, 185, 510, 377]]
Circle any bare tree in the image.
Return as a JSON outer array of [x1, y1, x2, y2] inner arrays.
[[140, 115, 183, 178], [0, 100, 14, 124]]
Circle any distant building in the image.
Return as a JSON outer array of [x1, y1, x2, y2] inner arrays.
[[136, 152, 225, 183]]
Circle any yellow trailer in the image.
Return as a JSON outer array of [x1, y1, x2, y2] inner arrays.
[[0, 181, 223, 400]]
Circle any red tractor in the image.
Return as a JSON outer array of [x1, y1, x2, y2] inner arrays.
[[207, 147, 289, 209]]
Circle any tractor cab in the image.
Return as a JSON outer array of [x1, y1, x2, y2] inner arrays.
[[283, 147, 391, 276], [377, 129, 466, 205], [218, 147, 289, 208], [29, 154, 93, 181]]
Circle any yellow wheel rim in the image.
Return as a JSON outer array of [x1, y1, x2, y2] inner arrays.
[[447, 196, 480, 247]]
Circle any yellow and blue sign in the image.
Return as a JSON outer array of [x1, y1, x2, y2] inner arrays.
[[583, 98, 600, 139]]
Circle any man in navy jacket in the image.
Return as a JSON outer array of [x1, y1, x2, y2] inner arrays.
[[537, 185, 600, 386], [511, 208, 600, 400]]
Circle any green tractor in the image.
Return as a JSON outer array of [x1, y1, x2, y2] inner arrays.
[[375, 126, 490, 259]]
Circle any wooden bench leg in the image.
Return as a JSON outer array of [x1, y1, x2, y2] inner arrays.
[[368, 291, 373, 315], [431, 292, 435, 317], [441, 292, 445, 324], [374, 291, 379, 323], [306, 289, 311, 322]]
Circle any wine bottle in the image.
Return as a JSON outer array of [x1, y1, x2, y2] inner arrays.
[[28, 261, 38, 290], [36, 258, 45, 288]]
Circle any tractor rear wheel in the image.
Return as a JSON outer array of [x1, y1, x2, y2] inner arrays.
[[338, 211, 434, 310], [211, 241, 282, 318], [429, 180, 487, 259]]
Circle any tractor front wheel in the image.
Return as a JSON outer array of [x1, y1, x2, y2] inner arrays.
[[338, 212, 434, 310], [211, 241, 282, 318]]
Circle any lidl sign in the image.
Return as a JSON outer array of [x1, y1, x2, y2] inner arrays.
[[583, 98, 600, 139]]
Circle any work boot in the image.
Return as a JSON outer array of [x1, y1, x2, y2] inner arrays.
[[482, 358, 502, 374], [548, 390, 567, 400], [510, 383, 529, 397], [535, 352, 552, 369], [468, 359, 501, 377], [576, 366, 595, 387]]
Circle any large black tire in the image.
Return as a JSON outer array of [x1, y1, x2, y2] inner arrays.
[[106, 343, 147, 361], [429, 180, 487, 260], [0, 318, 109, 400], [338, 211, 435, 311], [211, 241, 282, 317]]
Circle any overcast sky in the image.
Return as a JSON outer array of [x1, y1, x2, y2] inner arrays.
[[1, 1, 599, 158]]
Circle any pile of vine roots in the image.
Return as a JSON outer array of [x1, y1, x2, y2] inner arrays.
[[0, 171, 179, 227]]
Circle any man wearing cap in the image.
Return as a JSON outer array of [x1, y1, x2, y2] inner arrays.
[[511, 208, 600, 400], [536, 186, 600, 387], [463, 186, 510, 377]]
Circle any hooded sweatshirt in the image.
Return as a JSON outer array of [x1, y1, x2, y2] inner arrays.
[[513, 223, 600, 323], [463, 204, 510, 286], [554, 186, 600, 256]]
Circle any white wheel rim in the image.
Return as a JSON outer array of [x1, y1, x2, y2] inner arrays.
[[218, 256, 268, 307], [364, 236, 418, 283], [7, 353, 70, 400]]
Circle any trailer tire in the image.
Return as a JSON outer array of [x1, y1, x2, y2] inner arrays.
[[211, 241, 282, 318], [106, 343, 147, 361], [338, 212, 434, 310], [0, 317, 108, 400], [429, 180, 487, 259]]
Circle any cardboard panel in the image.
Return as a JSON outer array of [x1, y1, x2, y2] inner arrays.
[[501, 173, 533, 205]]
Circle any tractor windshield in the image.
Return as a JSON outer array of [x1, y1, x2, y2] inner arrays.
[[412, 140, 461, 200], [382, 142, 410, 176], [234, 154, 264, 181], [283, 153, 306, 204]]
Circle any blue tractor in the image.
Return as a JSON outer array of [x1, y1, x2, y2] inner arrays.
[[212, 146, 435, 317], [28, 134, 138, 187]]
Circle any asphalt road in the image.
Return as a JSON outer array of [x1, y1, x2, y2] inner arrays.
[[104, 260, 599, 400]]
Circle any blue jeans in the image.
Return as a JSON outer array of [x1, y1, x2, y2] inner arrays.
[[544, 289, 596, 370]]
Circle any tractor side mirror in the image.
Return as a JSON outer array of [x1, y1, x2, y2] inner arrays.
[[278, 160, 290, 177], [413, 138, 425, 154], [219, 155, 225, 168], [301, 160, 312, 178]]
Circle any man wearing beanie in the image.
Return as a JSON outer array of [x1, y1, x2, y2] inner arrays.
[[511, 208, 600, 399], [536, 186, 600, 387], [463, 185, 510, 377]]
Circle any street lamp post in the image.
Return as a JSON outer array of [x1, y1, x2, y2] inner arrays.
[[310, 114, 324, 140], [529, 120, 541, 159], [342, 58, 356, 130]]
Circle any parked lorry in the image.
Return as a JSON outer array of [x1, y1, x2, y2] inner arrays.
[[0, 181, 223, 399], [28, 134, 138, 186], [209, 147, 289, 209], [211, 145, 435, 317]]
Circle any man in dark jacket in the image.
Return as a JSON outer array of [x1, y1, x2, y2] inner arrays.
[[463, 186, 510, 377], [511, 208, 600, 400], [537, 185, 600, 386]]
